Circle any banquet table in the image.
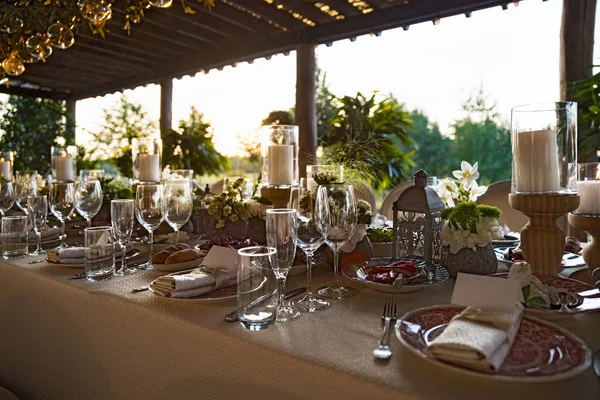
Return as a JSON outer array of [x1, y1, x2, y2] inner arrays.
[[1, 250, 599, 400]]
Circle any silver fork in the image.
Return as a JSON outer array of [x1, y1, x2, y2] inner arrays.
[[373, 295, 396, 360]]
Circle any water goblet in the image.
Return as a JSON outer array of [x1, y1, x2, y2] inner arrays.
[[74, 178, 103, 228], [290, 180, 330, 312], [317, 183, 358, 299], [27, 194, 47, 256], [15, 173, 37, 214], [0, 181, 15, 217], [162, 179, 192, 245], [266, 208, 299, 322], [49, 182, 74, 250], [135, 184, 164, 270], [111, 199, 137, 275]]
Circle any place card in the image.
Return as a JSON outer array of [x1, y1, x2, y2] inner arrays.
[[202, 246, 239, 274], [451, 273, 523, 312]]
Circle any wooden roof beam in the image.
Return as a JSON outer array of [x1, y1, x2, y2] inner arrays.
[[0, 83, 72, 100], [196, 1, 281, 35], [229, 0, 308, 31], [277, 0, 336, 24]]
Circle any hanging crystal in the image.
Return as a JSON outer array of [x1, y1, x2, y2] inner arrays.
[[47, 23, 75, 49], [26, 34, 52, 61], [77, 0, 112, 22], [17, 41, 40, 64], [149, 0, 173, 8], [2, 55, 25, 76], [2, 17, 23, 34]]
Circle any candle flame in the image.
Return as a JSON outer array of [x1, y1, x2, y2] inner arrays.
[[60, 150, 67, 157]]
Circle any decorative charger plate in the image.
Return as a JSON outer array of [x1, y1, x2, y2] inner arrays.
[[148, 269, 237, 303], [493, 273, 600, 315], [45, 249, 141, 268], [153, 257, 205, 273], [341, 257, 448, 294], [395, 305, 591, 382], [494, 247, 585, 269]]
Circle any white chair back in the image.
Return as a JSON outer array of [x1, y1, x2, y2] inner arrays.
[[379, 181, 414, 220], [476, 180, 528, 232]]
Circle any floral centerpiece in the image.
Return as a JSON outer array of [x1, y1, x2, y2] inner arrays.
[[340, 198, 374, 266], [434, 161, 503, 277]]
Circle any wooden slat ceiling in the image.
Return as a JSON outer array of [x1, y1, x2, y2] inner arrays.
[[3, 0, 514, 100]]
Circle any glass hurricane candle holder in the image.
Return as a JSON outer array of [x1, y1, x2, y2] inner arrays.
[[260, 125, 298, 188], [0, 151, 14, 181], [132, 137, 162, 183], [51, 146, 77, 182], [574, 162, 600, 216]]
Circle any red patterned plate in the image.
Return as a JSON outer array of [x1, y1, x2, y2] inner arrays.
[[396, 305, 591, 381], [493, 273, 600, 315]]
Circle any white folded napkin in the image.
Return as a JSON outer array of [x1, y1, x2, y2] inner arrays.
[[150, 267, 236, 298], [341, 224, 367, 253], [47, 242, 134, 264], [28, 227, 61, 241], [426, 302, 524, 372]]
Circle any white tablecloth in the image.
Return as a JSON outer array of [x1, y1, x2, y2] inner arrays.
[[0, 252, 599, 400]]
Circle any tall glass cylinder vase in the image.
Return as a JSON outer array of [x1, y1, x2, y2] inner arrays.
[[0, 151, 14, 181], [306, 165, 344, 190], [260, 125, 299, 188], [51, 146, 77, 182], [132, 138, 162, 184]]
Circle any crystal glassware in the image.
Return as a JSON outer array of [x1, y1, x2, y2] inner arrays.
[[135, 184, 164, 270], [15, 172, 38, 214], [162, 179, 192, 245], [290, 179, 330, 312], [0, 181, 15, 217], [27, 194, 47, 256], [317, 183, 358, 299], [111, 199, 137, 275], [2, 215, 28, 259], [84, 226, 114, 282], [266, 208, 299, 322], [307, 165, 344, 189], [74, 178, 103, 228], [49, 182, 74, 250]]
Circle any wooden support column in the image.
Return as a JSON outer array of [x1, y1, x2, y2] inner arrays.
[[160, 79, 173, 140], [560, 0, 597, 101], [65, 98, 76, 145], [295, 43, 317, 179]]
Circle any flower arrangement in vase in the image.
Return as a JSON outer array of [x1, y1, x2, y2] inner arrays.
[[433, 161, 503, 277]]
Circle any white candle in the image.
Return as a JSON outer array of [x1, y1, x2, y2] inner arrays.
[[576, 180, 600, 215], [138, 154, 160, 182], [268, 145, 293, 186], [0, 160, 12, 181], [513, 129, 560, 192], [55, 156, 74, 181]]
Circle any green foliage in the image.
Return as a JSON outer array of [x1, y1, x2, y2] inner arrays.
[[261, 110, 294, 126], [99, 177, 134, 203], [316, 67, 337, 138], [572, 72, 600, 162], [322, 92, 416, 191], [478, 204, 501, 219], [76, 145, 99, 172], [163, 107, 229, 176], [442, 201, 501, 232], [366, 226, 393, 243], [408, 110, 452, 178], [0, 95, 66, 176]]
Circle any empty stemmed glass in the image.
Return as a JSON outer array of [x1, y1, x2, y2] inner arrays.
[[49, 182, 74, 250], [28, 194, 47, 256], [317, 183, 358, 299], [15, 173, 37, 214], [0, 181, 15, 217], [162, 179, 192, 245], [135, 184, 164, 270], [74, 178, 103, 228], [266, 208, 299, 321], [290, 180, 330, 312], [111, 199, 137, 275]]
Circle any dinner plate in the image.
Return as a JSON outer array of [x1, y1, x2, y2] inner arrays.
[[148, 269, 237, 303], [490, 234, 520, 248], [45, 249, 141, 268], [153, 257, 205, 272], [493, 273, 600, 315], [341, 257, 448, 293], [395, 304, 591, 382], [494, 246, 585, 269]]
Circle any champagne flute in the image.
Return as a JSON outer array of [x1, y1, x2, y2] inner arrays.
[[266, 208, 299, 322], [0, 181, 15, 217], [135, 184, 164, 270], [162, 179, 192, 245], [49, 182, 74, 250], [28, 194, 47, 256], [317, 183, 358, 299], [111, 199, 137, 275], [74, 178, 103, 228], [290, 179, 330, 312]]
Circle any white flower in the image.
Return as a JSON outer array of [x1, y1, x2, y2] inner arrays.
[[452, 161, 480, 190], [468, 181, 488, 202], [246, 200, 270, 219], [434, 178, 458, 206]]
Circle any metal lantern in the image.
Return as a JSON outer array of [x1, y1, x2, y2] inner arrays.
[[392, 170, 445, 272]]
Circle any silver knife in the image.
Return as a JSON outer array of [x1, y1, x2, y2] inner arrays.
[[224, 287, 306, 323]]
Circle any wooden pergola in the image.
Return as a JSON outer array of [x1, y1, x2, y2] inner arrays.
[[1, 0, 595, 175]]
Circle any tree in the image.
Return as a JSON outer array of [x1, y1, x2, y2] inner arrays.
[[408, 109, 452, 179], [573, 73, 600, 162], [261, 110, 294, 126], [315, 67, 336, 138], [162, 107, 229, 176], [0, 95, 67, 175]]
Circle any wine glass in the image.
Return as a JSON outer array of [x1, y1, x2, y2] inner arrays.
[[266, 208, 299, 322], [111, 199, 137, 275], [135, 184, 164, 270], [317, 183, 358, 299], [0, 181, 15, 217], [28, 194, 47, 256], [290, 179, 330, 312], [74, 178, 103, 228], [49, 182, 74, 250], [15, 173, 38, 214], [162, 179, 192, 245]]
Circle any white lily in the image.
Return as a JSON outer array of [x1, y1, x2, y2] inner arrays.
[[433, 178, 458, 206], [452, 161, 480, 190], [468, 181, 488, 202]]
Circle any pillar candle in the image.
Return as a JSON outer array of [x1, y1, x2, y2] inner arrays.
[[576, 180, 600, 215], [0, 160, 12, 181], [138, 154, 160, 182], [268, 145, 293, 186], [513, 129, 560, 192], [55, 156, 74, 181]]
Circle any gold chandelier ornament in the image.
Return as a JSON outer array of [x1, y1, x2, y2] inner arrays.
[[47, 23, 75, 49], [2, 55, 25, 76], [77, 0, 113, 22], [26, 34, 52, 61], [149, 0, 174, 8], [17, 42, 40, 64]]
